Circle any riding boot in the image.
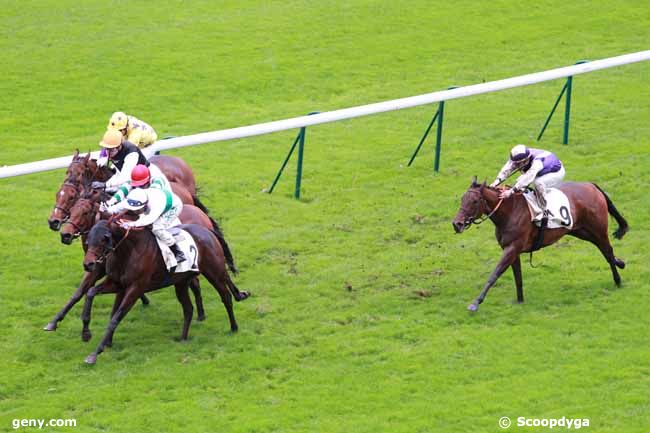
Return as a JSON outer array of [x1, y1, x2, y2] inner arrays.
[[169, 244, 187, 263], [532, 210, 549, 251]]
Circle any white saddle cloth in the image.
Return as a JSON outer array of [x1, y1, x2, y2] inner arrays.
[[522, 188, 574, 229], [155, 227, 199, 273]]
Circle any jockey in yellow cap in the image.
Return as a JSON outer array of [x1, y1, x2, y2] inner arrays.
[[107, 111, 158, 149]]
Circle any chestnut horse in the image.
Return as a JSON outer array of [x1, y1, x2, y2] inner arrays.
[[82, 220, 249, 364], [46, 194, 219, 339], [452, 178, 628, 311]]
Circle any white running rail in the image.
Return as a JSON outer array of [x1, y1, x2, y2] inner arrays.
[[2, 50, 649, 179]]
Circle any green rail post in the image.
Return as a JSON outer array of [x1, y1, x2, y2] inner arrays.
[[537, 82, 568, 142], [294, 127, 306, 199], [407, 109, 439, 166], [562, 76, 573, 145], [433, 100, 445, 172], [268, 132, 301, 194], [408, 86, 456, 172], [537, 60, 588, 144], [267, 112, 319, 199]]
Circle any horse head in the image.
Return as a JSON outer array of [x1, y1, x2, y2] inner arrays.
[[48, 181, 81, 231], [452, 176, 491, 233], [83, 220, 114, 272], [60, 198, 98, 244]]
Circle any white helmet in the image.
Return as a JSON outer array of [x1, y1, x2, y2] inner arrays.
[[123, 188, 148, 211], [510, 144, 531, 163]]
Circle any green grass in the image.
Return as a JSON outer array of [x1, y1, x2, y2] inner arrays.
[[1, 1, 649, 432]]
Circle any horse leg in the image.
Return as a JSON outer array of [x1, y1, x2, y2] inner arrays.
[[571, 228, 623, 287], [512, 255, 524, 303], [469, 245, 519, 312], [225, 273, 250, 302], [80, 279, 121, 342], [105, 291, 125, 348], [189, 277, 206, 321], [174, 282, 194, 340], [202, 267, 239, 332], [44, 269, 104, 331], [85, 285, 140, 365], [140, 295, 150, 306]]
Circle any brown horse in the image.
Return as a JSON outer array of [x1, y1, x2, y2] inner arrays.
[[48, 152, 198, 231], [50, 151, 238, 272], [47, 194, 218, 339], [82, 219, 249, 364], [452, 178, 628, 311]]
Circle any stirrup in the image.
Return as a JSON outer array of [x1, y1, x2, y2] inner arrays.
[[170, 245, 186, 263]]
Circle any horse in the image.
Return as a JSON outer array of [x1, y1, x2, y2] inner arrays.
[[48, 152, 108, 230], [452, 177, 628, 311], [47, 192, 220, 340], [48, 152, 199, 231], [82, 219, 249, 364], [50, 152, 238, 274]]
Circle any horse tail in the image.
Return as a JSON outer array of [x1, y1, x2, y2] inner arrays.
[[592, 183, 629, 240], [191, 194, 210, 215], [209, 216, 238, 275]]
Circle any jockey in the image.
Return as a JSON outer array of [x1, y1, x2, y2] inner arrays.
[[105, 181, 186, 268], [92, 130, 164, 192], [107, 111, 157, 149], [490, 144, 565, 223], [101, 164, 171, 209]]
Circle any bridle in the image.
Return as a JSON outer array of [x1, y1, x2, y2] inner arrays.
[[95, 225, 133, 264], [461, 188, 505, 227], [53, 181, 81, 220]]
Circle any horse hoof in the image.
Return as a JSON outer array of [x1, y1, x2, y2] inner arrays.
[[197, 314, 206, 322], [81, 330, 92, 342], [467, 303, 479, 312], [237, 291, 251, 301], [84, 354, 97, 365], [43, 322, 57, 332]]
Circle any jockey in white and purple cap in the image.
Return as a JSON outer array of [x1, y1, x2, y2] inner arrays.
[[490, 144, 565, 220]]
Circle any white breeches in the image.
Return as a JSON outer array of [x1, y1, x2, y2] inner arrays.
[[533, 166, 565, 208], [152, 214, 181, 246]]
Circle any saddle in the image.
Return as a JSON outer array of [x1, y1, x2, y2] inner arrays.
[[522, 188, 573, 229]]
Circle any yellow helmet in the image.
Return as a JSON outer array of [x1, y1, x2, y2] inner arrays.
[[107, 111, 129, 130], [99, 129, 123, 148]]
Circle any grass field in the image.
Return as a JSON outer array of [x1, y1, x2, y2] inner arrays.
[[1, 1, 649, 432]]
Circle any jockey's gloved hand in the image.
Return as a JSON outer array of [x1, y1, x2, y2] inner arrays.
[[91, 181, 105, 190], [499, 189, 515, 199], [98, 202, 108, 212]]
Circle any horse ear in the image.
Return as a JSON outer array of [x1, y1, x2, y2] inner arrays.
[[471, 176, 478, 187], [482, 179, 487, 187], [83, 152, 91, 163], [73, 149, 79, 159]]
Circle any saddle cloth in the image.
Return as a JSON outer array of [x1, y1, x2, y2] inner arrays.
[[155, 227, 199, 273], [522, 188, 574, 229]]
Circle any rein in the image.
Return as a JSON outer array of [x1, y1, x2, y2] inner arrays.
[[96, 225, 132, 264], [461, 188, 505, 228], [472, 196, 505, 225], [62, 219, 89, 237]]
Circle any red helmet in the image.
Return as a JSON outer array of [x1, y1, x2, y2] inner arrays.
[[130, 164, 150, 187]]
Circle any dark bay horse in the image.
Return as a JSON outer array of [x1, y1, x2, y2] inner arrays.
[[47, 196, 220, 339], [82, 220, 249, 364], [452, 178, 628, 311]]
